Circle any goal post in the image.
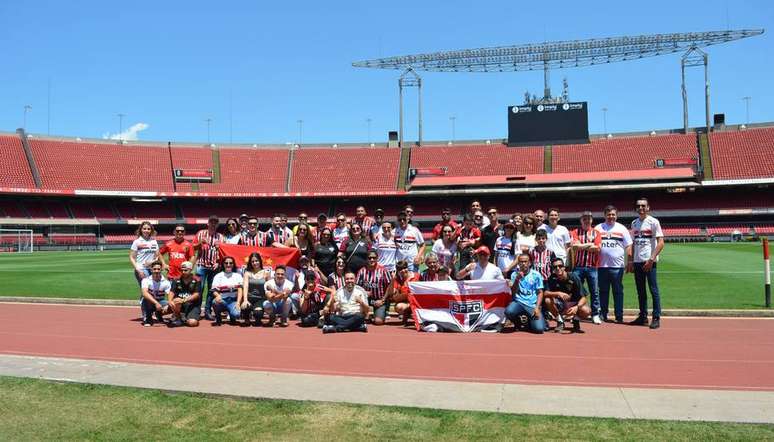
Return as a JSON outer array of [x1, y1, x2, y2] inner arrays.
[[0, 228, 34, 253]]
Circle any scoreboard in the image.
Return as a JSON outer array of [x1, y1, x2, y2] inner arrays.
[[507, 101, 589, 146]]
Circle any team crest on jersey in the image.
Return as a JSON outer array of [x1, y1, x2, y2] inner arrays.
[[450, 300, 483, 327]]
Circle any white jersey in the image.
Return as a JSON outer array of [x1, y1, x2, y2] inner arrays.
[[431, 239, 457, 269], [332, 226, 349, 249], [471, 262, 504, 280], [335, 285, 368, 316], [595, 222, 633, 268], [141, 276, 171, 300], [131, 237, 159, 267], [494, 235, 516, 272], [211, 271, 243, 297], [223, 233, 242, 245], [373, 234, 398, 271], [516, 232, 536, 252], [394, 224, 424, 264], [265, 278, 294, 296], [537, 224, 571, 262], [631, 215, 664, 263]]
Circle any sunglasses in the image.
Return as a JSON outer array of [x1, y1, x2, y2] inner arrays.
[[248, 222, 258, 226], [474, 216, 483, 219], [174, 230, 185, 233], [367, 256, 378, 260]]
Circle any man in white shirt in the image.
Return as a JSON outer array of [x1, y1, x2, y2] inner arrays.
[[140, 261, 172, 327], [537, 208, 571, 264], [373, 221, 398, 272], [322, 271, 369, 333], [628, 198, 665, 329], [263, 265, 294, 327], [394, 211, 426, 272], [457, 246, 504, 281], [594, 205, 633, 323]]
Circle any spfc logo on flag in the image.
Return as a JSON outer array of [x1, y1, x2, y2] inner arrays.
[[450, 300, 483, 327]]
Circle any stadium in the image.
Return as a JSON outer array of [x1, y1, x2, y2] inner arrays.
[[1, 4, 774, 440]]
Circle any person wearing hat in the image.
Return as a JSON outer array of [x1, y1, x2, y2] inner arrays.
[[457, 245, 504, 280], [193, 215, 224, 321], [238, 213, 250, 235], [570, 211, 603, 324], [168, 261, 201, 327], [369, 209, 385, 241], [494, 221, 518, 276]]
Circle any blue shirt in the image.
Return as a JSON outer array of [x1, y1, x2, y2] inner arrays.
[[510, 269, 544, 309]]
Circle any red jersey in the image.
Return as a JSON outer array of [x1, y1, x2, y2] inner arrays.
[[160, 239, 194, 279], [570, 227, 602, 268], [390, 271, 419, 299]]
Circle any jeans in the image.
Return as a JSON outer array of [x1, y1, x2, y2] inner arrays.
[[572, 267, 599, 316], [140, 298, 168, 321], [330, 313, 365, 331], [262, 298, 291, 321], [504, 301, 545, 334], [598, 267, 625, 321], [213, 295, 240, 320], [633, 262, 661, 319], [134, 267, 151, 285], [196, 267, 218, 318]]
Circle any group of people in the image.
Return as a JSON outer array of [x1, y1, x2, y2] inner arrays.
[[129, 198, 665, 333]]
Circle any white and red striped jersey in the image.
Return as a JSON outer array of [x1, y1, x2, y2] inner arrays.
[[356, 265, 391, 300], [194, 229, 224, 270], [570, 227, 601, 268], [631, 216, 664, 263], [594, 222, 633, 268]]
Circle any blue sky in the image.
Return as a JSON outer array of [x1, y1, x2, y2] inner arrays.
[[1, 1, 771, 144]]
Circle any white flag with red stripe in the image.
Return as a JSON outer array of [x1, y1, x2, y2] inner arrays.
[[408, 280, 511, 332]]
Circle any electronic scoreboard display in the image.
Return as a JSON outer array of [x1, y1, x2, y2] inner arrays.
[[507, 102, 589, 146]]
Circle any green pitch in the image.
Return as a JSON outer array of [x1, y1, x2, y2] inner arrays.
[[0, 243, 770, 308]]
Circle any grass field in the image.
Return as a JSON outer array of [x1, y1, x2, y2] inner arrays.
[[1, 376, 772, 441], [0, 243, 771, 308]]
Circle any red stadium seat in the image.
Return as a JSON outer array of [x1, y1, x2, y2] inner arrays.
[[410, 143, 543, 177], [0, 134, 35, 188], [290, 147, 401, 193], [710, 127, 774, 180]]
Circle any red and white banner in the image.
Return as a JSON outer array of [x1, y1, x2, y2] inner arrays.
[[408, 280, 511, 332]]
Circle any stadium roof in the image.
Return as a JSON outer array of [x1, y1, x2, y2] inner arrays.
[[352, 29, 764, 72]]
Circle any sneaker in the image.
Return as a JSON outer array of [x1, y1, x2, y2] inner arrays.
[[358, 324, 368, 333], [421, 323, 439, 333], [554, 321, 565, 333], [628, 316, 648, 326], [615, 318, 624, 324], [142, 319, 152, 327], [322, 325, 336, 334], [267, 315, 276, 327], [280, 319, 288, 327], [649, 318, 661, 329], [317, 316, 325, 329], [572, 318, 583, 333], [210, 321, 221, 327], [592, 315, 602, 325]]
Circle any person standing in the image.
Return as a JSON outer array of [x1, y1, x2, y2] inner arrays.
[[431, 225, 458, 272], [353, 205, 375, 235], [594, 205, 632, 324], [130, 221, 161, 286], [537, 208, 571, 265], [369, 209, 385, 241], [456, 213, 481, 274], [193, 215, 224, 321], [431, 208, 460, 241], [629, 198, 665, 329], [373, 221, 398, 273], [159, 225, 194, 280], [394, 211, 425, 272], [481, 207, 503, 263], [570, 211, 602, 324]]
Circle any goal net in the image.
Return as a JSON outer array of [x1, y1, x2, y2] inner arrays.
[[0, 228, 34, 253]]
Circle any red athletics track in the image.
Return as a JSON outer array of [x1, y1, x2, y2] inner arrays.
[[1, 303, 773, 391]]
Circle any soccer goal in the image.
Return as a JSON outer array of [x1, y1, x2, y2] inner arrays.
[[0, 228, 34, 253]]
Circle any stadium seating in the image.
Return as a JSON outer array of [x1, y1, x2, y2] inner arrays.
[[290, 147, 401, 193], [170, 146, 213, 171], [0, 134, 35, 188], [0, 200, 28, 218], [710, 127, 774, 180], [705, 225, 752, 235], [48, 233, 97, 245], [553, 134, 698, 173], [410, 144, 544, 177], [755, 225, 774, 235], [69, 202, 96, 219], [662, 226, 703, 237], [203, 148, 289, 193], [28, 139, 174, 191]]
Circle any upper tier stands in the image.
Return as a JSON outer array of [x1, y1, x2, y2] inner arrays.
[[710, 127, 774, 180], [553, 134, 698, 173], [199, 148, 289, 193], [29, 139, 174, 191], [290, 147, 401, 193], [410, 144, 544, 177], [170, 146, 213, 171], [0, 134, 35, 188]]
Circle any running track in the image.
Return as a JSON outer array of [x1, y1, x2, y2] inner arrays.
[[2, 303, 773, 391]]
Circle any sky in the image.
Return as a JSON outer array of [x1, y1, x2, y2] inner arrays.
[[0, 0, 772, 145]]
